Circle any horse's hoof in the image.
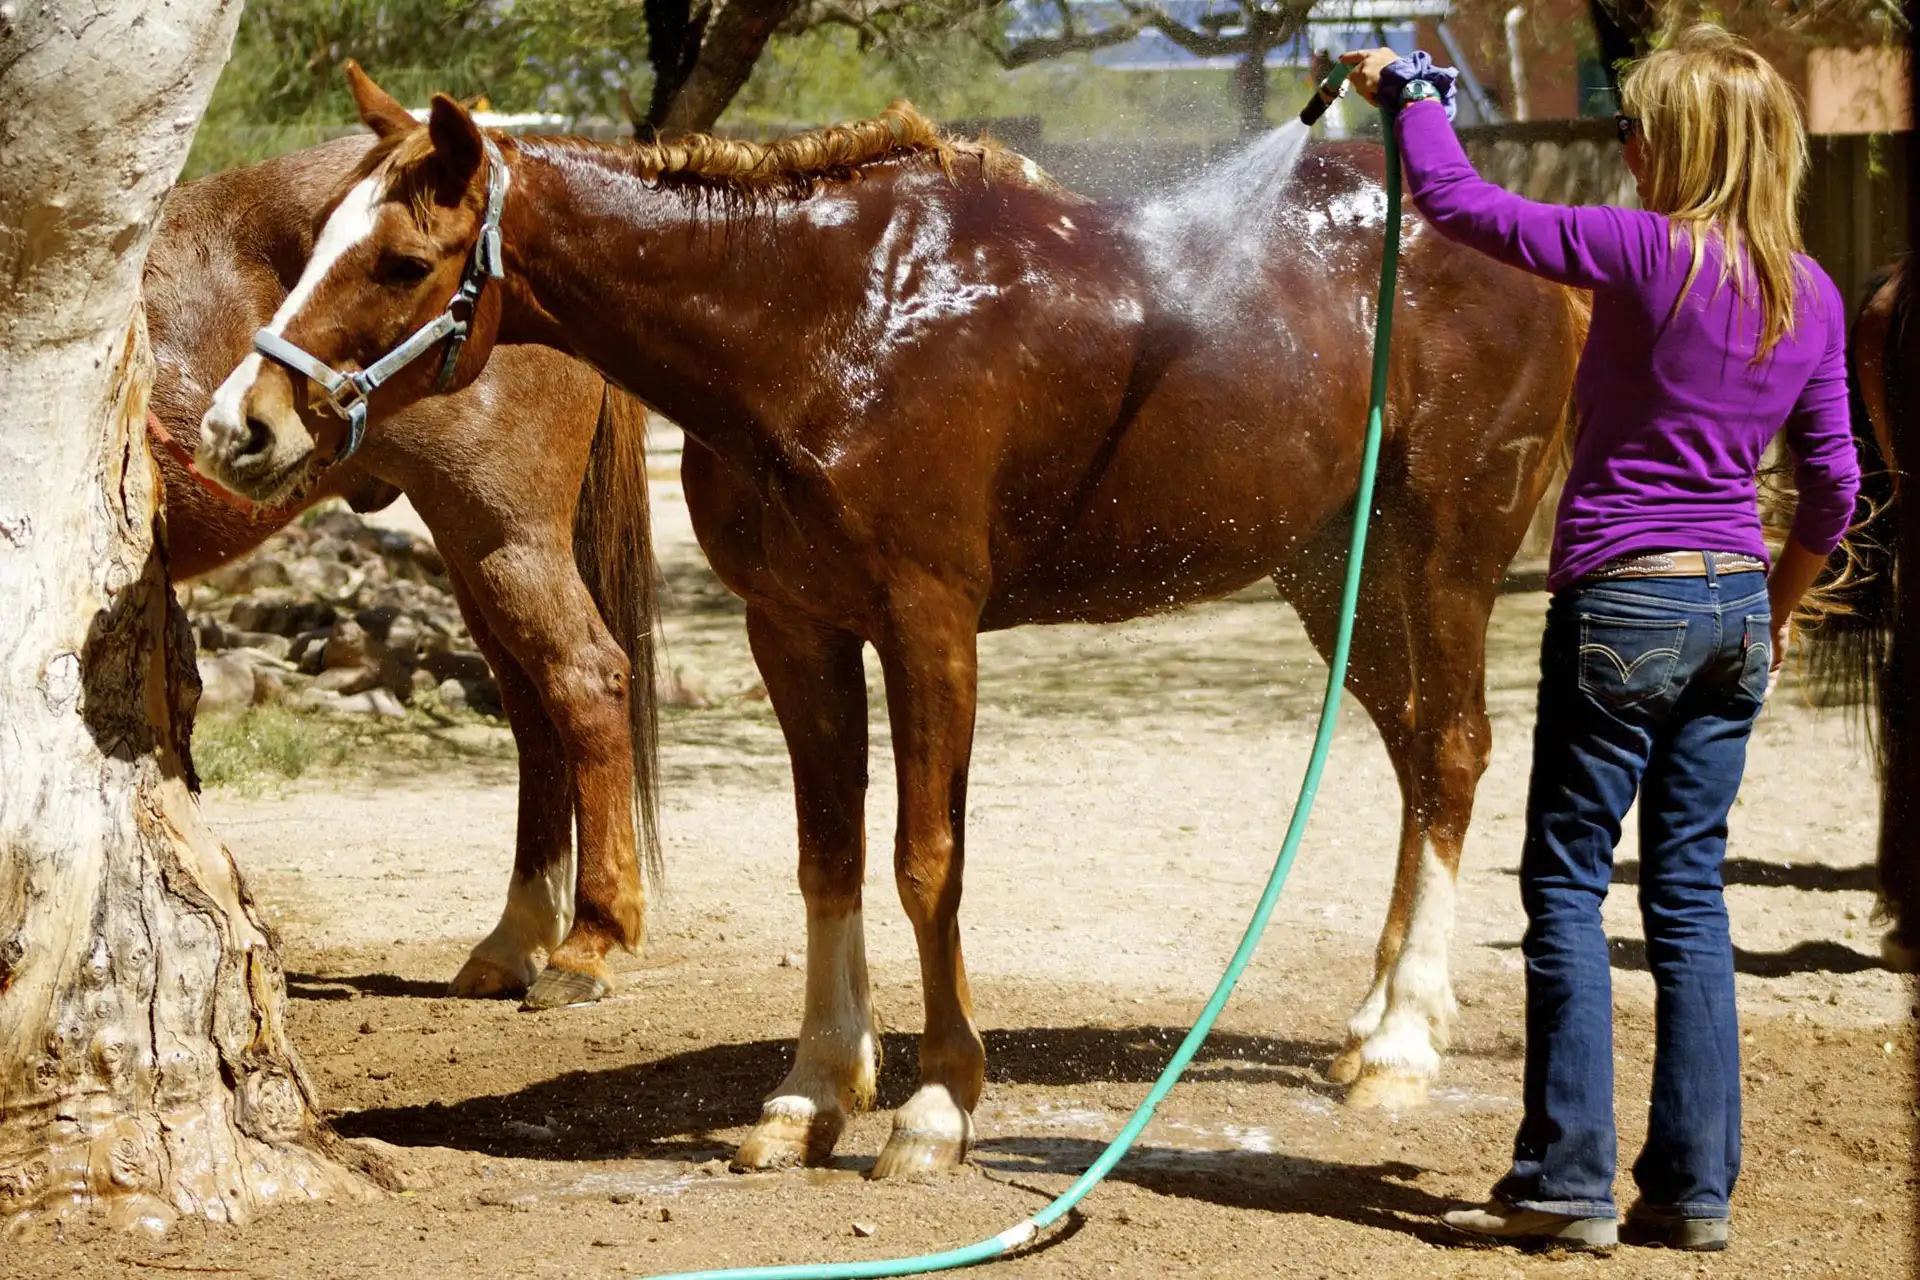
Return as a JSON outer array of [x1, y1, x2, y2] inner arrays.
[[449, 955, 533, 1000], [732, 1108, 843, 1171], [521, 965, 610, 1010], [1325, 1044, 1364, 1085], [1344, 1067, 1431, 1111], [870, 1128, 968, 1180]]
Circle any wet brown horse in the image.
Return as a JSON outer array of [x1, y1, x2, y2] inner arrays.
[[148, 136, 660, 1009], [1805, 258, 1912, 967], [203, 69, 1584, 1176]]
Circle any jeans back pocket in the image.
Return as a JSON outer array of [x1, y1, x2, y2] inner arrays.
[[1577, 615, 1687, 711], [1739, 613, 1773, 701]]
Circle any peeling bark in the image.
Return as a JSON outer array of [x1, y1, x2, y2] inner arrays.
[[0, 0, 380, 1238]]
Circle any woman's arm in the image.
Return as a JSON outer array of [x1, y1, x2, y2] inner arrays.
[[1341, 48, 1657, 292], [1770, 275, 1865, 690]]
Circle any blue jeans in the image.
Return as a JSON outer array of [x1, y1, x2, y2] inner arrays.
[[1493, 566, 1771, 1221]]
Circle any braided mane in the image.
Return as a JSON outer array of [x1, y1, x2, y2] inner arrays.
[[517, 100, 1059, 196]]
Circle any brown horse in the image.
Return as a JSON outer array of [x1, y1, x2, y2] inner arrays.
[[201, 69, 1585, 1176], [147, 135, 660, 1009], [1804, 258, 1912, 967]]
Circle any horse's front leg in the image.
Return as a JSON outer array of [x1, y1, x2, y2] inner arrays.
[[461, 545, 646, 1010], [733, 608, 879, 1170], [870, 584, 985, 1179]]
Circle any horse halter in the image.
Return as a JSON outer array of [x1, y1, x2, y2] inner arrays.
[[251, 133, 508, 463]]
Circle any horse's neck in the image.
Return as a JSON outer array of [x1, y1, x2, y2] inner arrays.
[[505, 148, 813, 449]]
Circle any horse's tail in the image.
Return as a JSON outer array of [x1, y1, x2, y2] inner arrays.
[[573, 383, 664, 898], [1799, 261, 1904, 739]]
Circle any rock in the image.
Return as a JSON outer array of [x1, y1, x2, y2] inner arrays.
[[231, 630, 292, 660], [331, 688, 407, 718], [196, 653, 256, 715], [664, 666, 713, 709], [354, 604, 402, 643], [851, 1222, 876, 1238], [609, 1191, 639, 1206], [286, 555, 356, 596], [779, 952, 801, 969], [436, 678, 469, 713], [288, 626, 332, 669], [502, 1117, 559, 1142], [196, 617, 236, 652], [463, 676, 503, 718], [251, 668, 289, 707], [419, 648, 492, 684], [230, 645, 296, 672], [384, 613, 423, 661], [322, 618, 375, 671], [202, 558, 291, 594], [229, 597, 336, 638], [314, 665, 380, 695]]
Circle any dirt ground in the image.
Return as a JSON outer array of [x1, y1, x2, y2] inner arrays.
[[12, 430, 1915, 1278]]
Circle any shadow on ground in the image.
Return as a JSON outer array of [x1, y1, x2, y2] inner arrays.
[[977, 1138, 1458, 1244], [289, 971, 452, 1000], [331, 1025, 1361, 1163]]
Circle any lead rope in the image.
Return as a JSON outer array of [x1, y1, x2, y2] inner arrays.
[[641, 80, 1397, 1280]]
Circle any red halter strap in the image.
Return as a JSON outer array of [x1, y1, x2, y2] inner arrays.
[[146, 409, 296, 522]]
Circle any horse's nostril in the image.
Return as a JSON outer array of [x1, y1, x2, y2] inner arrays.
[[239, 415, 274, 460]]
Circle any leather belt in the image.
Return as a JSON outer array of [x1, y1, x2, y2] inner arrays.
[[1583, 550, 1769, 581]]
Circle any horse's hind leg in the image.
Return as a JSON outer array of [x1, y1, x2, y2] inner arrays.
[[733, 608, 878, 1170], [446, 563, 574, 998], [1278, 519, 1495, 1110], [456, 545, 646, 1009]]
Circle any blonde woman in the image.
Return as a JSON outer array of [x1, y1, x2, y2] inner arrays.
[[1343, 27, 1859, 1253]]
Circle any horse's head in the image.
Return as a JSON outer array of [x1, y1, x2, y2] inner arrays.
[[200, 64, 508, 504]]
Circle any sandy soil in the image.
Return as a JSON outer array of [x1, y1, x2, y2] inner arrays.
[[11, 430, 1914, 1278]]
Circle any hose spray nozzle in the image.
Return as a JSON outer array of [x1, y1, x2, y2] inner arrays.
[[1299, 62, 1352, 127]]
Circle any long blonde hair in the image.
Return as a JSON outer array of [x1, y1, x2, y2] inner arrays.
[[1620, 24, 1810, 358]]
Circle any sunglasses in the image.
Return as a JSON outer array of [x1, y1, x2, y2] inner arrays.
[[1614, 112, 1639, 144]]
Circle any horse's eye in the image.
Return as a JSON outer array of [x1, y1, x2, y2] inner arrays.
[[378, 254, 433, 285]]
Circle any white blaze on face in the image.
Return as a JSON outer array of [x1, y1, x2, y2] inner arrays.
[[202, 175, 385, 448]]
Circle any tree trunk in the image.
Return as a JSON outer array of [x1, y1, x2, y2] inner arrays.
[[1234, 45, 1271, 137], [0, 0, 380, 1236], [650, 0, 800, 135], [643, 0, 711, 135]]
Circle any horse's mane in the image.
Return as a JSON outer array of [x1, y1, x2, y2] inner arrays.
[[521, 100, 1060, 198], [354, 100, 1061, 204]]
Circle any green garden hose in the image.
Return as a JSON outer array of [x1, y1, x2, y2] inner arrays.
[[643, 68, 1397, 1280]]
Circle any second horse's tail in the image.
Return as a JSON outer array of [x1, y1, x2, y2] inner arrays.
[[574, 383, 665, 897], [1801, 260, 1904, 742]]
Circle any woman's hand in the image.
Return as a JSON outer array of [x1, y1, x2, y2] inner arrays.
[[1767, 614, 1791, 699], [1339, 47, 1402, 106], [1766, 538, 1828, 699]]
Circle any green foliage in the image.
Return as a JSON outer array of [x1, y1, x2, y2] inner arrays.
[[185, 0, 1334, 177], [729, 25, 1313, 140], [193, 706, 339, 789], [192, 703, 515, 791]]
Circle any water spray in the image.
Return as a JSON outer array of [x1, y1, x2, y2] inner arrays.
[[639, 82, 1404, 1280], [1298, 61, 1352, 128]]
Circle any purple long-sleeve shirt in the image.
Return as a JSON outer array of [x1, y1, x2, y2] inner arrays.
[[1395, 100, 1860, 592]]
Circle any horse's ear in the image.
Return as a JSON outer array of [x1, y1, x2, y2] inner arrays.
[[427, 93, 486, 184], [345, 61, 416, 139]]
